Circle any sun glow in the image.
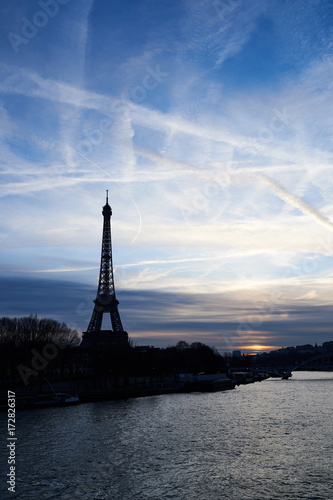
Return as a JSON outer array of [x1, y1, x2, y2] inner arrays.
[[240, 345, 281, 353]]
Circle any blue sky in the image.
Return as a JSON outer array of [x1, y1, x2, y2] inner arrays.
[[1, 0, 333, 353]]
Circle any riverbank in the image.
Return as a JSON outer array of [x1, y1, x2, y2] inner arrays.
[[1, 375, 237, 410], [78, 377, 236, 403]]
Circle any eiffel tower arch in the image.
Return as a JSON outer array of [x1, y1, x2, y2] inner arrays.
[[81, 191, 128, 348]]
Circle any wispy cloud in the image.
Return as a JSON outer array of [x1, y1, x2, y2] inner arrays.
[[1, 0, 333, 351]]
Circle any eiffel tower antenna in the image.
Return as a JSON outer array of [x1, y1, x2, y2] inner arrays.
[[81, 193, 128, 347]]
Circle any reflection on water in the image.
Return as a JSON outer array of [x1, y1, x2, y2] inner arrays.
[[1, 372, 332, 499]]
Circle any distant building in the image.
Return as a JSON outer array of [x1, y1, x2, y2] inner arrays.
[[296, 344, 315, 354], [323, 341, 333, 352]]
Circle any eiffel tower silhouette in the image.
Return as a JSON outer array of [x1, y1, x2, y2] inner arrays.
[[81, 191, 128, 348]]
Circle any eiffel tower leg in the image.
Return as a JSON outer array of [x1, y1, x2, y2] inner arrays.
[[87, 308, 103, 333], [110, 300, 124, 332]]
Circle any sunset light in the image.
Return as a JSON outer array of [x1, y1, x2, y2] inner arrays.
[[240, 345, 281, 354]]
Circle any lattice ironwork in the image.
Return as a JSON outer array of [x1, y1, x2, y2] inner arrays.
[[86, 191, 125, 334]]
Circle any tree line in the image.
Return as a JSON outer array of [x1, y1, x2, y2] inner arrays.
[[0, 314, 80, 346]]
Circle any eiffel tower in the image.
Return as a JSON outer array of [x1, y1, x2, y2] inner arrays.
[[81, 191, 128, 348]]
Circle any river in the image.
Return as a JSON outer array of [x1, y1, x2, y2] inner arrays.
[[1, 371, 332, 499]]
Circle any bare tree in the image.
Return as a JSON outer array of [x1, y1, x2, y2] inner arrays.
[[0, 315, 80, 346]]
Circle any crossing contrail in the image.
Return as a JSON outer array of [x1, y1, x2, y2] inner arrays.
[[256, 173, 333, 232], [70, 147, 142, 243], [137, 147, 333, 232]]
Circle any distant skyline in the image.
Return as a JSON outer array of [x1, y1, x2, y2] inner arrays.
[[1, 0, 333, 353]]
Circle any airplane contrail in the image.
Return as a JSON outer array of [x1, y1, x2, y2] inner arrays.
[[256, 173, 333, 232], [137, 147, 333, 232], [70, 147, 142, 243]]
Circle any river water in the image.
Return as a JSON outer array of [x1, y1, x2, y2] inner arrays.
[[1, 371, 332, 499]]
